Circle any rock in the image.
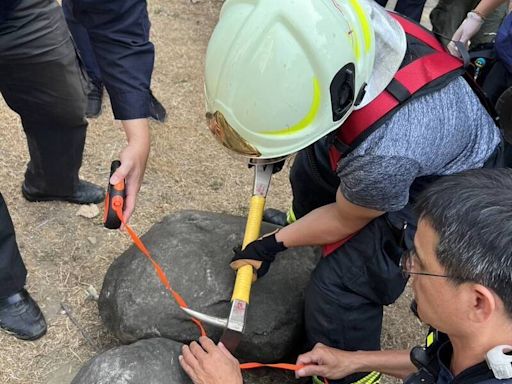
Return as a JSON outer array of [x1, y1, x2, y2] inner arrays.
[[71, 338, 190, 384], [86, 285, 99, 301], [99, 210, 320, 362], [71, 338, 303, 384], [76, 204, 100, 219]]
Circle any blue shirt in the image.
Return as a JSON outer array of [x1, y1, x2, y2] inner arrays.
[[338, 77, 500, 212]]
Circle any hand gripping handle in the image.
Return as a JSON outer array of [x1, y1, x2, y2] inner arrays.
[[231, 195, 266, 303]]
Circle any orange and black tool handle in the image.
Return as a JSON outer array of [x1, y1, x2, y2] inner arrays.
[[103, 160, 126, 229]]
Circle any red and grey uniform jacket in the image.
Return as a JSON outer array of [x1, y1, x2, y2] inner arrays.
[[323, 13, 465, 256]]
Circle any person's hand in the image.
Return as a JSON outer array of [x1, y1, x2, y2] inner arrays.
[[295, 343, 362, 380], [448, 11, 484, 56], [110, 118, 150, 224], [179, 336, 243, 384], [230, 230, 287, 279]]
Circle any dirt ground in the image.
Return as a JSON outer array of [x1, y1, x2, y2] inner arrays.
[[0, 1, 435, 383]]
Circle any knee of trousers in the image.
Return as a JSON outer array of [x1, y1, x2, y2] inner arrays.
[[304, 257, 385, 352], [51, 103, 87, 128]]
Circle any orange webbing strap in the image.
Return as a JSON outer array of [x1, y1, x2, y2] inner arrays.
[[240, 363, 330, 384], [113, 206, 206, 336], [240, 363, 304, 371], [113, 207, 325, 380]]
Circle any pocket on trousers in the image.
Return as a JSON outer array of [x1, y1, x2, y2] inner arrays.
[[69, 36, 91, 97], [334, 216, 408, 306]]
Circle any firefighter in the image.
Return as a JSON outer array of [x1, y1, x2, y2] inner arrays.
[[181, 169, 512, 384], [203, 0, 503, 382]]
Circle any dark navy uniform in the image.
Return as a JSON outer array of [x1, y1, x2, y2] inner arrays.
[[406, 329, 512, 384], [0, 0, 155, 297], [0, 0, 89, 296], [62, 0, 155, 120]]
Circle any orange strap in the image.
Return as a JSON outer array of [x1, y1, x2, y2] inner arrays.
[[240, 364, 328, 384], [113, 206, 206, 336], [113, 207, 324, 380], [240, 363, 304, 371]]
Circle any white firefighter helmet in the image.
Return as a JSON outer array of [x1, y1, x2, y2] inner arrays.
[[205, 0, 376, 160]]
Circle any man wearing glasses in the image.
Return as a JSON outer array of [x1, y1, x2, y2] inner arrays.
[[180, 168, 512, 384]]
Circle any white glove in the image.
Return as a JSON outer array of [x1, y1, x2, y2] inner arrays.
[[447, 11, 484, 57]]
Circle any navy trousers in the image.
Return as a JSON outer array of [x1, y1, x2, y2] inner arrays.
[[0, 0, 88, 297], [0, 194, 26, 298]]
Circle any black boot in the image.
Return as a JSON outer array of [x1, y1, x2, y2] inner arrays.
[[0, 289, 47, 341], [263, 208, 289, 227], [149, 90, 167, 123], [86, 81, 104, 118], [22, 179, 105, 204]]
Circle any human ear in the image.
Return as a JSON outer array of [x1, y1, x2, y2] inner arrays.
[[468, 284, 496, 323]]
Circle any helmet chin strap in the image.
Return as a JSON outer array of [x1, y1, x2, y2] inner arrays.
[[248, 156, 289, 166]]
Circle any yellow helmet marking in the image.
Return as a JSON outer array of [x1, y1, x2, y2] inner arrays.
[[348, 0, 372, 54], [351, 29, 361, 60], [261, 78, 320, 136]]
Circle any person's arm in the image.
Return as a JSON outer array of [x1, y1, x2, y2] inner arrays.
[[295, 343, 416, 381], [473, 0, 508, 18], [73, 0, 155, 222], [448, 0, 508, 55], [275, 189, 384, 248], [230, 154, 419, 277], [230, 189, 383, 278], [179, 337, 243, 384]]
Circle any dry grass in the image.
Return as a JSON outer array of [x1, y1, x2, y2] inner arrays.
[[0, 0, 433, 383]]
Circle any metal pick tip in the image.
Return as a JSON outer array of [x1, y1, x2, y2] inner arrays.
[[180, 307, 228, 328]]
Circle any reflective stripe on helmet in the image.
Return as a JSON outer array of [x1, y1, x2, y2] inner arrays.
[[348, 0, 373, 55], [261, 78, 321, 136]]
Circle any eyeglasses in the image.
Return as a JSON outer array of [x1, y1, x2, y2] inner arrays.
[[400, 249, 451, 279]]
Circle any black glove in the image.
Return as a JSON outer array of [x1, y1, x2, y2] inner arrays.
[[230, 233, 287, 278]]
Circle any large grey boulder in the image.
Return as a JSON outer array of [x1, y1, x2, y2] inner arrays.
[[71, 338, 189, 384], [71, 338, 304, 384], [99, 210, 320, 362]]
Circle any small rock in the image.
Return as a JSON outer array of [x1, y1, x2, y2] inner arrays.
[[87, 237, 97, 245], [86, 285, 99, 301], [76, 204, 100, 219]]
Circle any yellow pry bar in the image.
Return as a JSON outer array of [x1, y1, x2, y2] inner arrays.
[[231, 195, 266, 303]]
